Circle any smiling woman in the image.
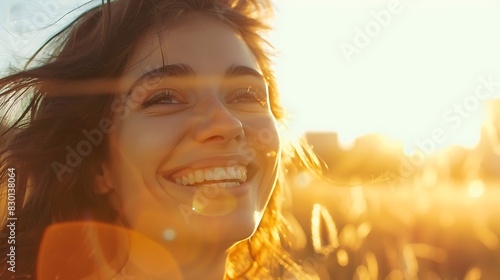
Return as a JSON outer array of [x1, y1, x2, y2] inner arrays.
[[0, 0, 321, 279]]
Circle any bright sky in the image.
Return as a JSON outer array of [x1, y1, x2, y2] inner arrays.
[[1, 0, 500, 152]]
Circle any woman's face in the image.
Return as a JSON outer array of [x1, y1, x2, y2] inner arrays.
[[98, 13, 281, 247]]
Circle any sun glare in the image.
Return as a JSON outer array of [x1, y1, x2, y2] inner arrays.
[[271, 0, 500, 151]]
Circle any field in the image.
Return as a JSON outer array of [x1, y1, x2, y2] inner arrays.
[[287, 132, 500, 279]]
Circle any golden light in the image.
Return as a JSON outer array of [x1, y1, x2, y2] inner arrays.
[[467, 179, 485, 198], [271, 0, 500, 149], [336, 249, 349, 267]]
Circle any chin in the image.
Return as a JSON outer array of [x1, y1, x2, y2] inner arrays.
[[187, 207, 261, 245]]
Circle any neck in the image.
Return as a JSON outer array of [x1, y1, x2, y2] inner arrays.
[[120, 237, 230, 280], [181, 247, 228, 280]]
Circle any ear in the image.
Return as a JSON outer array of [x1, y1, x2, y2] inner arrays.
[[94, 162, 114, 195]]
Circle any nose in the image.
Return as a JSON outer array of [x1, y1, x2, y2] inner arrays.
[[192, 98, 244, 144]]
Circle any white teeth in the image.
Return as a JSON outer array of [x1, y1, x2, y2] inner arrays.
[[195, 170, 204, 182], [171, 165, 247, 186], [199, 182, 240, 188], [227, 167, 236, 178], [214, 167, 227, 180], [188, 173, 195, 185], [223, 182, 240, 188], [205, 170, 214, 181]]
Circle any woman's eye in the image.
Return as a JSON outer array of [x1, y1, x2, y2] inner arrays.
[[230, 87, 267, 106], [142, 89, 184, 108]]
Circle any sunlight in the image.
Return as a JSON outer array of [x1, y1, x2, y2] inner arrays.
[[467, 179, 485, 198], [271, 0, 500, 150], [1, 0, 498, 151]]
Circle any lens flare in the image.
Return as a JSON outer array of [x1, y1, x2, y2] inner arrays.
[[37, 221, 182, 280]]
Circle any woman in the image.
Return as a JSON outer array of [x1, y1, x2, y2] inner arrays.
[[0, 0, 321, 279]]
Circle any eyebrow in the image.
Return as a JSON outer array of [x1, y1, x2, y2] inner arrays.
[[128, 63, 264, 93], [225, 64, 264, 79]]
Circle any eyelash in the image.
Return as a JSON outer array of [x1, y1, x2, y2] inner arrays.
[[230, 87, 267, 106], [141, 87, 267, 108], [142, 89, 182, 108]]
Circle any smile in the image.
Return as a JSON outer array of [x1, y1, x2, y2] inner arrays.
[[170, 165, 248, 188]]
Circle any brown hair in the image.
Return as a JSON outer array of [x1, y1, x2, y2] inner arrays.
[[0, 0, 321, 278]]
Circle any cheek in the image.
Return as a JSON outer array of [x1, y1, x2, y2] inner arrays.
[[244, 115, 281, 157], [106, 116, 186, 204], [117, 116, 184, 167]]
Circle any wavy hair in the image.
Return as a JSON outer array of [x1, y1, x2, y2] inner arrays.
[[0, 0, 321, 278]]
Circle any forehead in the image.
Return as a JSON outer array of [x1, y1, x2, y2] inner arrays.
[[124, 12, 261, 78]]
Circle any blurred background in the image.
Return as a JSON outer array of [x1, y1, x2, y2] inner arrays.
[[270, 1, 500, 279], [2, 0, 500, 279]]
